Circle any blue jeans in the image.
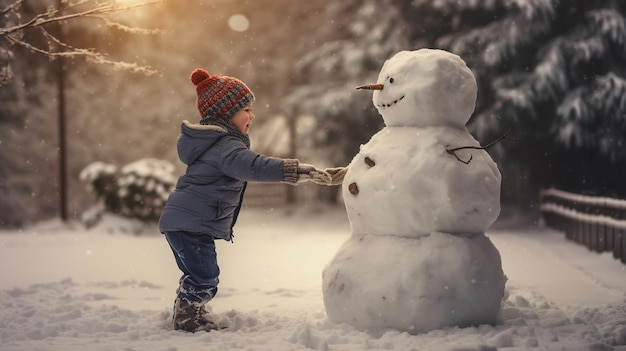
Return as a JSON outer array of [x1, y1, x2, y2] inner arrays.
[[164, 231, 220, 305]]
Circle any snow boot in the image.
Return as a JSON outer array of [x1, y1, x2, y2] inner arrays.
[[172, 298, 201, 332], [172, 298, 224, 332]]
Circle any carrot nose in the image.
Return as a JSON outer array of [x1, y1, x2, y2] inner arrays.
[[356, 83, 384, 90]]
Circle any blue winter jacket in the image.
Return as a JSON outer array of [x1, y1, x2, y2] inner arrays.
[[159, 121, 297, 241]]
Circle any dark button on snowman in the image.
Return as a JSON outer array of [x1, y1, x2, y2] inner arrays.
[[322, 49, 506, 335]]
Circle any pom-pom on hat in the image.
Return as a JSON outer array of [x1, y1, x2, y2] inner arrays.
[[190, 68, 255, 121]]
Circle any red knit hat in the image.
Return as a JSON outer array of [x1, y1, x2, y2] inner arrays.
[[190, 69, 255, 121]]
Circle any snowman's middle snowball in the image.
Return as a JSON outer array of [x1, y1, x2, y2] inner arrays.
[[342, 126, 501, 238]]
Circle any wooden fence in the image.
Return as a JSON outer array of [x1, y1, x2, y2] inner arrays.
[[540, 188, 626, 264]]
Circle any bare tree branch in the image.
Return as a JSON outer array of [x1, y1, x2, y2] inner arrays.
[[86, 55, 160, 75], [0, 0, 163, 36], [89, 15, 165, 35], [1, 0, 165, 77], [0, 0, 22, 16], [6, 33, 160, 76]]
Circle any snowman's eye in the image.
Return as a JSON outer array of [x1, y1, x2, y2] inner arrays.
[[389, 77, 395, 84]]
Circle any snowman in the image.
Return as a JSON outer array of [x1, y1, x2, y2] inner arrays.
[[322, 49, 506, 335]]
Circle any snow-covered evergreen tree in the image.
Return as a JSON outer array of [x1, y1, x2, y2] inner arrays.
[[286, 0, 626, 200], [421, 0, 626, 197]]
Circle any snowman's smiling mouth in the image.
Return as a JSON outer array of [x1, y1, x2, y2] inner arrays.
[[376, 95, 405, 109]]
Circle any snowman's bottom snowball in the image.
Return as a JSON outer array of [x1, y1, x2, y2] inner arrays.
[[322, 232, 506, 335]]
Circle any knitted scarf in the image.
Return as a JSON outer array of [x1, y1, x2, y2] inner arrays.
[[200, 116, 251, 149]]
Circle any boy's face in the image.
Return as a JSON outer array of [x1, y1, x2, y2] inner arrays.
[[231, 102, 255, 134]]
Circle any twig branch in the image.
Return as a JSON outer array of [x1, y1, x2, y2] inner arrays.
[[446, 127, 518, 164], [1, 0, 164, 76], [89, 15, 165, 34], [7, 34, 159, 75], [0, 0, 164, 36], [0, 0, 22, 16]]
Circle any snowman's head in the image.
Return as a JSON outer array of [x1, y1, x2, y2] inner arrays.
[[364, 49, 477, 128]]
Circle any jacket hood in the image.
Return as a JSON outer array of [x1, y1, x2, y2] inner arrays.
[[177, 120, 228, 165]]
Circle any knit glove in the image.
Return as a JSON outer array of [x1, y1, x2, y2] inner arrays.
[[324, 166, 348, 186], [297, 163, 332, 185]]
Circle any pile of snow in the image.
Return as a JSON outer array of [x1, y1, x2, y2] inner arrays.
[[79, 158, 176, 225], [1, 206, 625, 351]]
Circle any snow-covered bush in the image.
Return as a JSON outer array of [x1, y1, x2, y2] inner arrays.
[[80, 158, 176, 226]]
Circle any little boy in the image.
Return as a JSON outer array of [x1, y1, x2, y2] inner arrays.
[[159, 69, 330, 332]]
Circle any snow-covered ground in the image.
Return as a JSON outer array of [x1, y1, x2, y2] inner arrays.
[[1, 205, 625, 351]]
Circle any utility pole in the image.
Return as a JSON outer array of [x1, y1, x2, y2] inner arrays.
[[286, 115, 297, 204], [57, 0, 68, 221]]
